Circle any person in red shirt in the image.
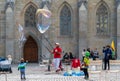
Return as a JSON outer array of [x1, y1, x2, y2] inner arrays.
[[52, 43, 62, 72], [71, 58, 81, 69]]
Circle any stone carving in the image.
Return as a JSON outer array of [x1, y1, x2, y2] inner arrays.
[[5, 0, 15, 10]]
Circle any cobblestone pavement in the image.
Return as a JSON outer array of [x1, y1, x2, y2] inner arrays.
[[0, 63, 120, 81]]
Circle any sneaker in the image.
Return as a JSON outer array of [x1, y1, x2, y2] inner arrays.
[[56, 69, 60, 72], [84, 76, 89, 80]]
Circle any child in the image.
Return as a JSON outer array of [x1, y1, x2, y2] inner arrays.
[[7, 55, 12, 73], [81, 51, 90, 80], [7, 55, 12, 64], [71, 58, 81, 69], [18, 58, 28, 80]]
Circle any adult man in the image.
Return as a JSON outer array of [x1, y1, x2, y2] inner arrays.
[[52, 43, 62, 72], [103, 45, 112, 70]]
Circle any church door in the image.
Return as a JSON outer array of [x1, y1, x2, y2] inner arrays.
[[24, 36, 38, 62]]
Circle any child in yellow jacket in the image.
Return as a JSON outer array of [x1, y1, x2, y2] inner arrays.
[[81, 51, 90, 80]]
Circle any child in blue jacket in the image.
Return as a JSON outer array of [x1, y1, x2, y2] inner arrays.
[[18, 58, 28, 80]]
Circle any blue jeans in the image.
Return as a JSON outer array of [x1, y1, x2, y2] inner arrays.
[[20, 69, 26, 79]]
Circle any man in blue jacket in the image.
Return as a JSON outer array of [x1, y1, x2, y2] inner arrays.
[[103, 45, 112, 70]]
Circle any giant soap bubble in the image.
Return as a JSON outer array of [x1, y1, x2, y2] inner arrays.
[[36, 5, 52, 33]]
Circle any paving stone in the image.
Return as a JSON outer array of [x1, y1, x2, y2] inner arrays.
[[0, 64, 120, 81]]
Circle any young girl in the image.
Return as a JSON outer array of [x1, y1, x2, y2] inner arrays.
[[81, 51, 90, 80]]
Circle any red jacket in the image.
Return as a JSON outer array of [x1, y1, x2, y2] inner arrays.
[[71, 59, 81, 68], [52, 47, 62, 58]]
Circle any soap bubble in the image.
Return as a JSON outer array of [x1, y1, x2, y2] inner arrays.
[[36, 5, 52, 33]]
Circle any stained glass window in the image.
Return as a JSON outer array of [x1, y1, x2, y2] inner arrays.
[[96, 4, 109, 35], [25, 5, 37, 27], [60, 5, 71, 36]]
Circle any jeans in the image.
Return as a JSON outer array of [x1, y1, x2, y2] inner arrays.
[[53, 58, 61, 70], [20, 69, 26, 79]]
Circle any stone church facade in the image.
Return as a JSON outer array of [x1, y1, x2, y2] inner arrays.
[[0, 0, 119, 63]]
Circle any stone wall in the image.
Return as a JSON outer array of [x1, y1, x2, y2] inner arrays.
[[0, 0, 118, 62], [87, 0, 116, 57]]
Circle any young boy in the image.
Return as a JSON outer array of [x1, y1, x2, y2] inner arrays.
[[18, 58, 28, 80]]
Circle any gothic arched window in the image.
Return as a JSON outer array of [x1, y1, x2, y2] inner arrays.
[[25, 5, 37, 27], [60, 5, 71, 36], [96, 4, 109, 36]]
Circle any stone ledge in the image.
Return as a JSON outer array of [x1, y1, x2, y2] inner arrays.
[[90, 60, 120, 65]]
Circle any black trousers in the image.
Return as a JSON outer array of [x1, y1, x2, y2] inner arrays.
[[104, 59, 110, 70], [81, 68, 89, 78]]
